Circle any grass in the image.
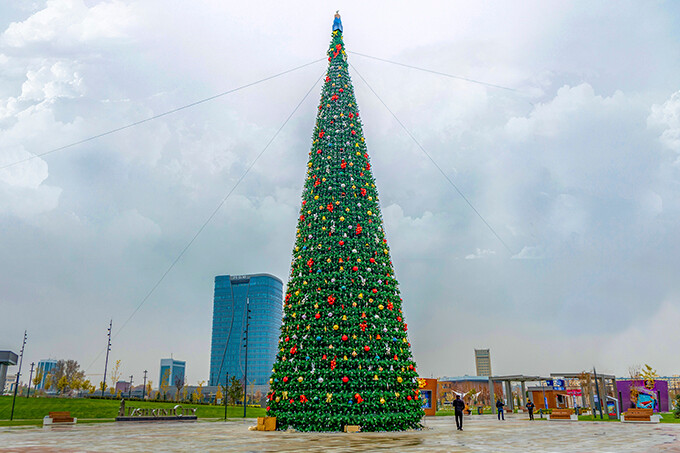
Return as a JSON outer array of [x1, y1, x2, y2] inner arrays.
[[0, 396, 266, 423]]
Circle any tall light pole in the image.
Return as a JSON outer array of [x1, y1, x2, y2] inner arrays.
[[128, 375, 133, 399], [101, 320, 112, 397], [242, 299, 251, 418], [26, 362, 35, 399], [10, 331, 27, 421], [142, 370, 148, 400]]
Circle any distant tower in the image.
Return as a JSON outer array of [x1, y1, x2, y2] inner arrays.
[[208, 273, 283, 393], [475, 349, 492, 376]]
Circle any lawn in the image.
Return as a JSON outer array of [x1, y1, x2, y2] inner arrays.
[[0, 396, 266, 423]]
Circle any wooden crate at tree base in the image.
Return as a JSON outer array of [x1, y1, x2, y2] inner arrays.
[[344, 425, 361, 433], [256, 417, 277, 431]]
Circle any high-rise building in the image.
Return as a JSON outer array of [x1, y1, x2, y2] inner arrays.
[[159, 358, 185, 389], [209, 274, 283, 391], [475, 348, 492, 376], [35, 359, 58, 389]]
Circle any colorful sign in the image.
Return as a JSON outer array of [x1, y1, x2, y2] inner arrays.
[[567, 389, 582, 396], [421, 390, 432, 409]]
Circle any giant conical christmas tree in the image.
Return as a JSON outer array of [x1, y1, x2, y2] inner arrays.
[[266, 15, 424, 432]]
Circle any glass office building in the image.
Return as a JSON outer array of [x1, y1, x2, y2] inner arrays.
[[209, 274, 283, 389], [159, 358, 185, 388], [35, 359, 58, 389]]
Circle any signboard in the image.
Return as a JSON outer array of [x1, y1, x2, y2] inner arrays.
[[567, 389, 582, 396], [607, 401, 618, 417], [545, 379, 554, 387], [421, 390, 432, 409]]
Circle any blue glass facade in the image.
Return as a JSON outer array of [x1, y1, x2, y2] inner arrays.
[[36, 359, 57, 389], [159, 358, 185, 388], [209, 274, 283, 388]]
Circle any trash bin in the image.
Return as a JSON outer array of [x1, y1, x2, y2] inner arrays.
[[477, 406, 483, 415]]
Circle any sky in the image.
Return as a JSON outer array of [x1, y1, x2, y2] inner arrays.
[[2, 0, 680, 387]]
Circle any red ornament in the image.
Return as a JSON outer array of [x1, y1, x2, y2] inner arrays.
[[327, 203, 334, 212], [299, 215, 305, 221], [342, 376, 349, 383], [369, 258, 375, 263], [283, 376, 289, 383], [290, 346, 297, 355], [372, 288, 377, 294], [355, 224, 362, 235], [407, 395, 412, 401], [341, 334, 348, 341], [284, 336, 290, 342], [339, 240, 344, 246], [315, 313, 321, 319], [364, 345, 370, 352], [341, 159, 347, 169], [352, 265, 358, 271], [319, 131, 324, 138], [327, 295, 336, 305], [360, 188, 367, 196], [266, 406, 270, 411]]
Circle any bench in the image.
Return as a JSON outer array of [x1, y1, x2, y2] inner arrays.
[[548, 408, 577, 421], [622, 408, 659, 423], [43, 411, 77, 426]]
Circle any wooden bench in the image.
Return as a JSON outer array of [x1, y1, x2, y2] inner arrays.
[[548, 408, 576, 421], [43, 411, 77, 426], [622, 408, 659, 423]]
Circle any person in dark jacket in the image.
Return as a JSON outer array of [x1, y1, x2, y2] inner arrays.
[[526, 400, 535, 420], [496, 399, 505, 420], [453, 395, 465, 430]]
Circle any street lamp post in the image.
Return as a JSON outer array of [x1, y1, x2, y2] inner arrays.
[[243, 299, 251, 418], [10, 331, 27, 421], [26, 362, 35, 399], [128, 375, 133, 399], [101, 320, 112, 397], [142, 370, 148, 400]]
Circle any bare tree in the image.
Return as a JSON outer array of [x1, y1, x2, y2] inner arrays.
[[174, 374, 185, 402]]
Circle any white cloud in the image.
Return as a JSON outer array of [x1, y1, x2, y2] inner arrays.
[[649, 90, 680, 157], [0, 146, 61, 217], [2, 0, 137, 47], [465, 248, 496, 260]]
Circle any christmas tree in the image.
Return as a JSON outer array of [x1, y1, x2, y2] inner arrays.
[[266, 14, 424, 432]]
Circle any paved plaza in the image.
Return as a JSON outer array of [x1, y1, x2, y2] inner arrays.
[[1, 415, 680, 452]]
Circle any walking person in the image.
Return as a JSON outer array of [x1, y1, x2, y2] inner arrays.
[[496, 398, 505, 420], [526, 400, 535, 420], [453, 395, 465, 431]]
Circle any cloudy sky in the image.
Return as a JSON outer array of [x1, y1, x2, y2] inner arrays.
[[2, 0, 680, 386]]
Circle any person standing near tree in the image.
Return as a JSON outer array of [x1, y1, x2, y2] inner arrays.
[[526, 400, 535, 420], [496, 398, 505, 420], [453, 394, 465, 431]]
